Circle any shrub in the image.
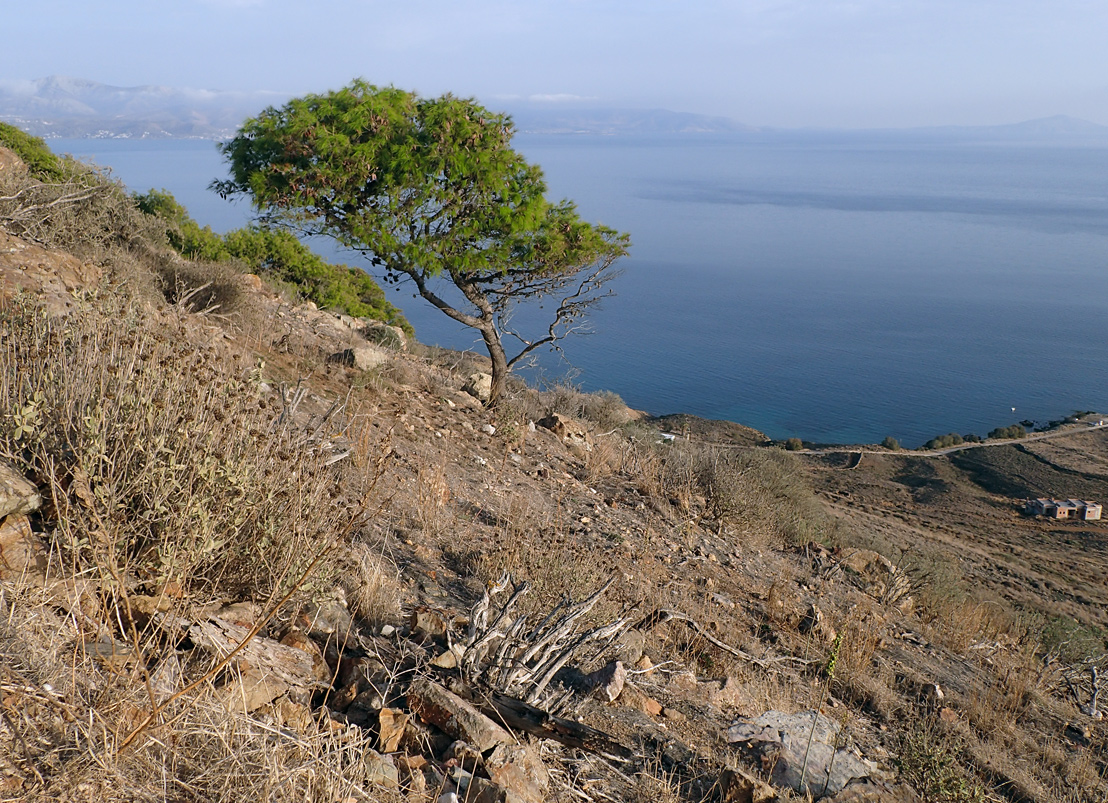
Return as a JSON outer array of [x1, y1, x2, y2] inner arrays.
[[881, 436, 900, 451], [135, 189, 411, 332], [923, 433, 963, 450], [896, 721, 985, 803], [784, 437, 804, 451], [0, 121, 65, 181], [987, 424, 1026, 440]]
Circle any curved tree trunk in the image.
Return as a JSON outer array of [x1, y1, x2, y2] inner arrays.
[[479, 323, 509, 407]]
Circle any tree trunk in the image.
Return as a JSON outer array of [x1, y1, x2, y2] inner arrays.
[[479, 322, 509, 406]]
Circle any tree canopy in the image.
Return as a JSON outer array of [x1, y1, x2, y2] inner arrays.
[[213, 79, 629, 404]]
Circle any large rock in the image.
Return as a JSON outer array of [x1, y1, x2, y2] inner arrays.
[[363, 321, 408, 351], [328, 345, 389, 372], [718, 767, 776, 803], [536, 412, 592, 453], [0, 230, 103, 315], [463, 373, 493, 404], [0, 146, 26, 176], [406, 678, 512, 753], [838, 549, 911, 608], [0, 460, 40, 519], [0, 514, 47, 581], [727, 710, 874, 798], [486, 743, 550, 803]]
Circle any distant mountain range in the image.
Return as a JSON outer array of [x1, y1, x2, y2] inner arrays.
[[0, 76, 283, 139], [3, 76, 1108, 143]]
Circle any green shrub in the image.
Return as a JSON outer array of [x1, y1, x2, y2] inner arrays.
[[987, 424, 1026, 440], [135, 190, 410, 332], [0, 122, 65, 181], [923, 433, 963, 450], [881, 436, 900, 451], [784, 437, 803, 451]]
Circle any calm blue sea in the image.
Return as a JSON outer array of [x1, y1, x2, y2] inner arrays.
[[53, 135, 1108, 447]]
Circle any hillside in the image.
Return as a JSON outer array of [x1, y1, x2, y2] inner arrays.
[[0, 133, 1105, 803]]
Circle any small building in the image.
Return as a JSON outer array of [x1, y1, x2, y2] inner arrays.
[[1026, 498, 1102, 521]]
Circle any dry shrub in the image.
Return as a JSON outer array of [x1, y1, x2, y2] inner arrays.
[[411, 458, 452, 538], [0, 157, 160, 256], [342, 543, 403, 629], [154, 256, 247, 316], [584, 433, 626, 482], [964, 643, 1042, 733], [0, 298, 398, 801], [1, 577, 397, 803], [476, 530, 609, 621], [923, 597, 1026, 654], [895, 717, 985, 803], [0, 298, 356, 601], [631, 440, 841, 546]]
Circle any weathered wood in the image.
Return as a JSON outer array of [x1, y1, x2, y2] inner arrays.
[[482, 692, 632, 761], [190, 618, 316, 687]]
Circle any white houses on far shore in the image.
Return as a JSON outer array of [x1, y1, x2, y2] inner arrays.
[[1025, 498, 1102, 521]]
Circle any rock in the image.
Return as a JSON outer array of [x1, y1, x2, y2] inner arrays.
[[329, 345, 389, 372], [364, 750, 400, 790], [825, 780, 922, 802], [363, 321, 408, 351], [487, 742, 550, 803], [800, 603, 835, 641], [588, 660, 627, 702], [410, 608, 449, 641], [297, 596, 353, 639], [727, 710, 875, 797], [0, 146, 26, 176], [663, 706, 688, 724], [0, 461, 40, 519], [431, 649, 459, 669], [536, 412, 592, 453], [463, 372, 493, 404], [213, 601, 263, 627], [481, 423, 496, 435], [395, 754, 429, 793], [0, 514, 47, 581], [615, 628, 646, 665], [378, 707, 409, 753], [618, 683, 663, 717], [719, 767, 777, 803], [271, 697, 315, 733], [449, 767, 501, 803], [407, 678, 512, 753], [0, 230, 103, 315], [838, 549, 911, 607]]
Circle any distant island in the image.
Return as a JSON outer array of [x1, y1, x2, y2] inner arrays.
[[6, 75, 1108, 143]]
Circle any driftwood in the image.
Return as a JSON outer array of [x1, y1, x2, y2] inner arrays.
[[482, 691, 633, 762], [459, 575, 634, 709]]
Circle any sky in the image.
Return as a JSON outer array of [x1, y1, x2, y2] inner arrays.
[[5, 0, 1108, 128]]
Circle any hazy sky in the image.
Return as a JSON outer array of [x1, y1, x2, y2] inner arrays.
[[7, 0, 1108, 127]]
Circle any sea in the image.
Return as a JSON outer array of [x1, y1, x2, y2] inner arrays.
[[51, 134, 1108, 448]]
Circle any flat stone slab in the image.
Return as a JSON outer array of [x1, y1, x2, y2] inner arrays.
[[727, 709, 874, 798]]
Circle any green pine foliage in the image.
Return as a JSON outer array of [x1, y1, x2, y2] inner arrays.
[[135, 189, 410, 333]]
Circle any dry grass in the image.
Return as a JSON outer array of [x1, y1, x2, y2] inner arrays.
[[0, 297, 399, 802]]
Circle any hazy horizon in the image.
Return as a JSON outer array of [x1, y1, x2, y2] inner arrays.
[[6, 1, 1108, 129]]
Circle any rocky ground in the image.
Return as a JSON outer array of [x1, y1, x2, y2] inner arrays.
[[0, 143, 1105, 802]]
